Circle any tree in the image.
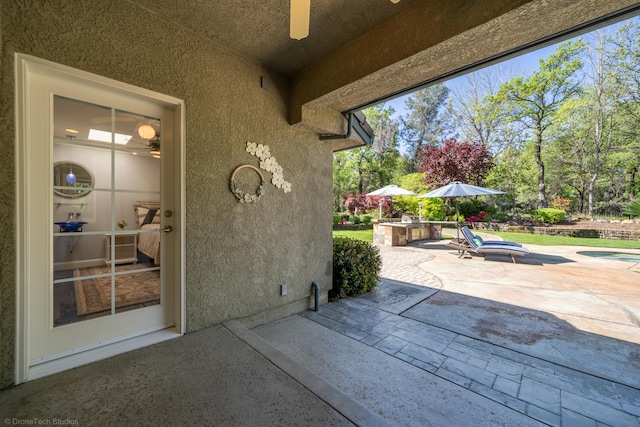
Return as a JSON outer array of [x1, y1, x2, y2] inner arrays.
[[493, 39, 585, 208], [546, 32, 617, 216], [574, 30, 617, 216], [485, 146, 535, 212], [418, 139, 494, 188], [545, 122, 590, 214], [399, 84, 451, 170], [449, 68, 522, 155], [332, 151, 357, 211], [611, 21, 640, 200], [392, 172, 445, 218], [363, 105, 401, 188], [332, 104, 402, 211]]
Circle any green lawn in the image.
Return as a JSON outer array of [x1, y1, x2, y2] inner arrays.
[[332, 228, 640, 249], [332, 229, 374, 242], [478, 230, 640, 249]]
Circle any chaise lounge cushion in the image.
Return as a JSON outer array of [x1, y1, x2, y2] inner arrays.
[[470, 232, 522, 248], [458, 226, 530, 263]]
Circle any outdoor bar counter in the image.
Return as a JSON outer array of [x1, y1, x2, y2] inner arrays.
[[373, 217, 452, 246]]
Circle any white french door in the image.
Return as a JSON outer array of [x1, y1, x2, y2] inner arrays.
[[16, 55, 184, 382]]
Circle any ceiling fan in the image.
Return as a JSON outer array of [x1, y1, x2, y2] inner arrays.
[[136, 124, 161, 158], [121, 124, 162, 158], [127, 135, 161, 158], [146, 136, 162, 158], [290, 0, 400, 40]]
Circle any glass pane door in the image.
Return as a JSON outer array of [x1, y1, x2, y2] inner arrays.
[[19, 56, 181, 380], [52, 96, 161, 326]]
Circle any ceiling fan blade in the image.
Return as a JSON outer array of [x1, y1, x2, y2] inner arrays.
[[90, 116, 139, 124], [290, 0, 310, 40]]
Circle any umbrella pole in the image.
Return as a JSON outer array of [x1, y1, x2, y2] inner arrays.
[[455, 201, 460, 241]]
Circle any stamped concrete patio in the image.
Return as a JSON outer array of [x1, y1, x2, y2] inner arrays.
[[1, 234, 639, 426], [289, 235, 640, 426]]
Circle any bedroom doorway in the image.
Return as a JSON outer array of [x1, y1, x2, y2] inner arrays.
[[16, 55, 185, 382]]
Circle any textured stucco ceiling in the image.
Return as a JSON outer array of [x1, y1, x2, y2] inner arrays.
[[127, 0, 640, 138], [130, 0, 423, 76]]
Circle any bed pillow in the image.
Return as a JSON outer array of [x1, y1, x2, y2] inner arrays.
[[135, 203, 161, 228], [135, 206, 149, 228], [142, 208, 158, 225]]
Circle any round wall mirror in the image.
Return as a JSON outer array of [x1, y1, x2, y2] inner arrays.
[[53, 161, 94, 198]]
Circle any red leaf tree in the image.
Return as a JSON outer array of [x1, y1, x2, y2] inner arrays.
[[342, 194, 395, 216], [418, 139, 494, 187]]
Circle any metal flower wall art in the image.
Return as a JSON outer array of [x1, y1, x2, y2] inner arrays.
[[230, 142, 292, 203], [246, 141, 292, 194]]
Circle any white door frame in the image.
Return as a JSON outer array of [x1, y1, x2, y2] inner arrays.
[[14, 53, 186, 384]]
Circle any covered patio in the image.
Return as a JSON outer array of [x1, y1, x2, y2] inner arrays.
[[2, 238, 638, 426]]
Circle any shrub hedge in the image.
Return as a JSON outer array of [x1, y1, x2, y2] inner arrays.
[[331, 237, 381, 301], [533, 208, 567, 224], [624, 199, 640, 217]]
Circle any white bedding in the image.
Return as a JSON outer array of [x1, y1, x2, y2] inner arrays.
[[138, 224, 160, 265]]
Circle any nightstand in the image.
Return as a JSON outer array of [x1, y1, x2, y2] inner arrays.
[[105, 233, 138, 265]]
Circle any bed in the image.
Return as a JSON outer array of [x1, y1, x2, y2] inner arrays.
[[134, 202, 161, 265]]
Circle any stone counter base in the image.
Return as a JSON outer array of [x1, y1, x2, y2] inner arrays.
[[373, 222, 443, 246]]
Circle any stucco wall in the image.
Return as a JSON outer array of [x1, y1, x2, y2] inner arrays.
[[0, 0, 332, 387]]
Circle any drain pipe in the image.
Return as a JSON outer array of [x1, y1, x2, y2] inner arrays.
[[311, 281, 320, 311], [319, 113, 353, 141]]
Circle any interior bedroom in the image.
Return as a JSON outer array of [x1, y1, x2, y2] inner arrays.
[[52, 95, 162, 326]]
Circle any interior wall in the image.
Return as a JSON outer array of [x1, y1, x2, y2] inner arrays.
[[0, 0, 332, 387]]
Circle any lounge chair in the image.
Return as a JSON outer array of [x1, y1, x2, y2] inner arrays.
[[447, 226, 522, 250], [463, 226, 523, 247], [447, 226, 530, 263]]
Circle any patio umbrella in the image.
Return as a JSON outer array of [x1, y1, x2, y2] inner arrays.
[[366, 184, 416, 197], [417, 181, 505, 240], [366, 185, 416, 219]]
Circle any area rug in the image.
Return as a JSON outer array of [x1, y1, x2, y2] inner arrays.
[[74, 263, 160, 316]]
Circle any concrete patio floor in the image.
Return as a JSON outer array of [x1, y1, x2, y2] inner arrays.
[[291, 236, 640, 426], [1, 235, 639, 426], [381, 235, 640, 389]]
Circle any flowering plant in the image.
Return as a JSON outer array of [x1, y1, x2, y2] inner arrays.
[[118, 220, 127, 229]]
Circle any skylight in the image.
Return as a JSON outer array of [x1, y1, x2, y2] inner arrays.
[[88, 129, 132, 145]]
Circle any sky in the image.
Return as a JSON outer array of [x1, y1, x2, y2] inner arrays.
[[382, 43, 559, 120]]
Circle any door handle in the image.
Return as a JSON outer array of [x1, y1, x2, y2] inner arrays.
[[163, 225, 173, 233]]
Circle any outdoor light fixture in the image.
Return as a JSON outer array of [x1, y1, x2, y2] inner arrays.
[[138, 124, 156, 140]]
